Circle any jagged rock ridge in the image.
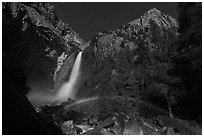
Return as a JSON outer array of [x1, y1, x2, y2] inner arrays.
[[3, 2, 84, 87], [79, 7, 179, 116], [129, 8, 178, 29]]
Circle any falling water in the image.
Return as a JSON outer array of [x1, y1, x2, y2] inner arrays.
[[27, 51, 83, 106], [54, 51, 82, 102]]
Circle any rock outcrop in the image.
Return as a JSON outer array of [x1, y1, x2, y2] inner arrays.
[[79, 8, 179, 118], [3, 2, 83, 87]]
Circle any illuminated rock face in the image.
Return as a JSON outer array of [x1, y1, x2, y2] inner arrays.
[[2, 2, 83, 89], [2, 2, 178, 105], [79, 8, 178, 116]]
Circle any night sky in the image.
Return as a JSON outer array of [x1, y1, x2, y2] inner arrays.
[[52, 2, 178, 41]]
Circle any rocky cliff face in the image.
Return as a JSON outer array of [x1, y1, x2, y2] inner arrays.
[[3, 2, 83, 88], [38, 6, 201, 135], [79, 8, 179, 117]]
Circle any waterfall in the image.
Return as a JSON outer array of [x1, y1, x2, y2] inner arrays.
[[27, 51, 83, 106], [54, 51, 82, 102]]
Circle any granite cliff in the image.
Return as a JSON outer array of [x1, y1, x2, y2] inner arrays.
[[3, 2, 83, 88]]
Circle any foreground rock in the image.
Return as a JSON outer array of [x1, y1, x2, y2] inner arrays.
[[38, 99, 201, 135]]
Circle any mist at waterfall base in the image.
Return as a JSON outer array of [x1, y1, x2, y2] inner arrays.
[[27, 52, 83, 107]]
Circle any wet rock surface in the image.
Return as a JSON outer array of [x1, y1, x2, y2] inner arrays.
[[37, 99, 201, 135]]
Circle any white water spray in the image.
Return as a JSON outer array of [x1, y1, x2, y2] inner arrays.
[[27, 52, 83, 106], [55, 51, 82, 102]]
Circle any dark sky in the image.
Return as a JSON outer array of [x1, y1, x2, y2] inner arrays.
[[52, 2, 178, 41]]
